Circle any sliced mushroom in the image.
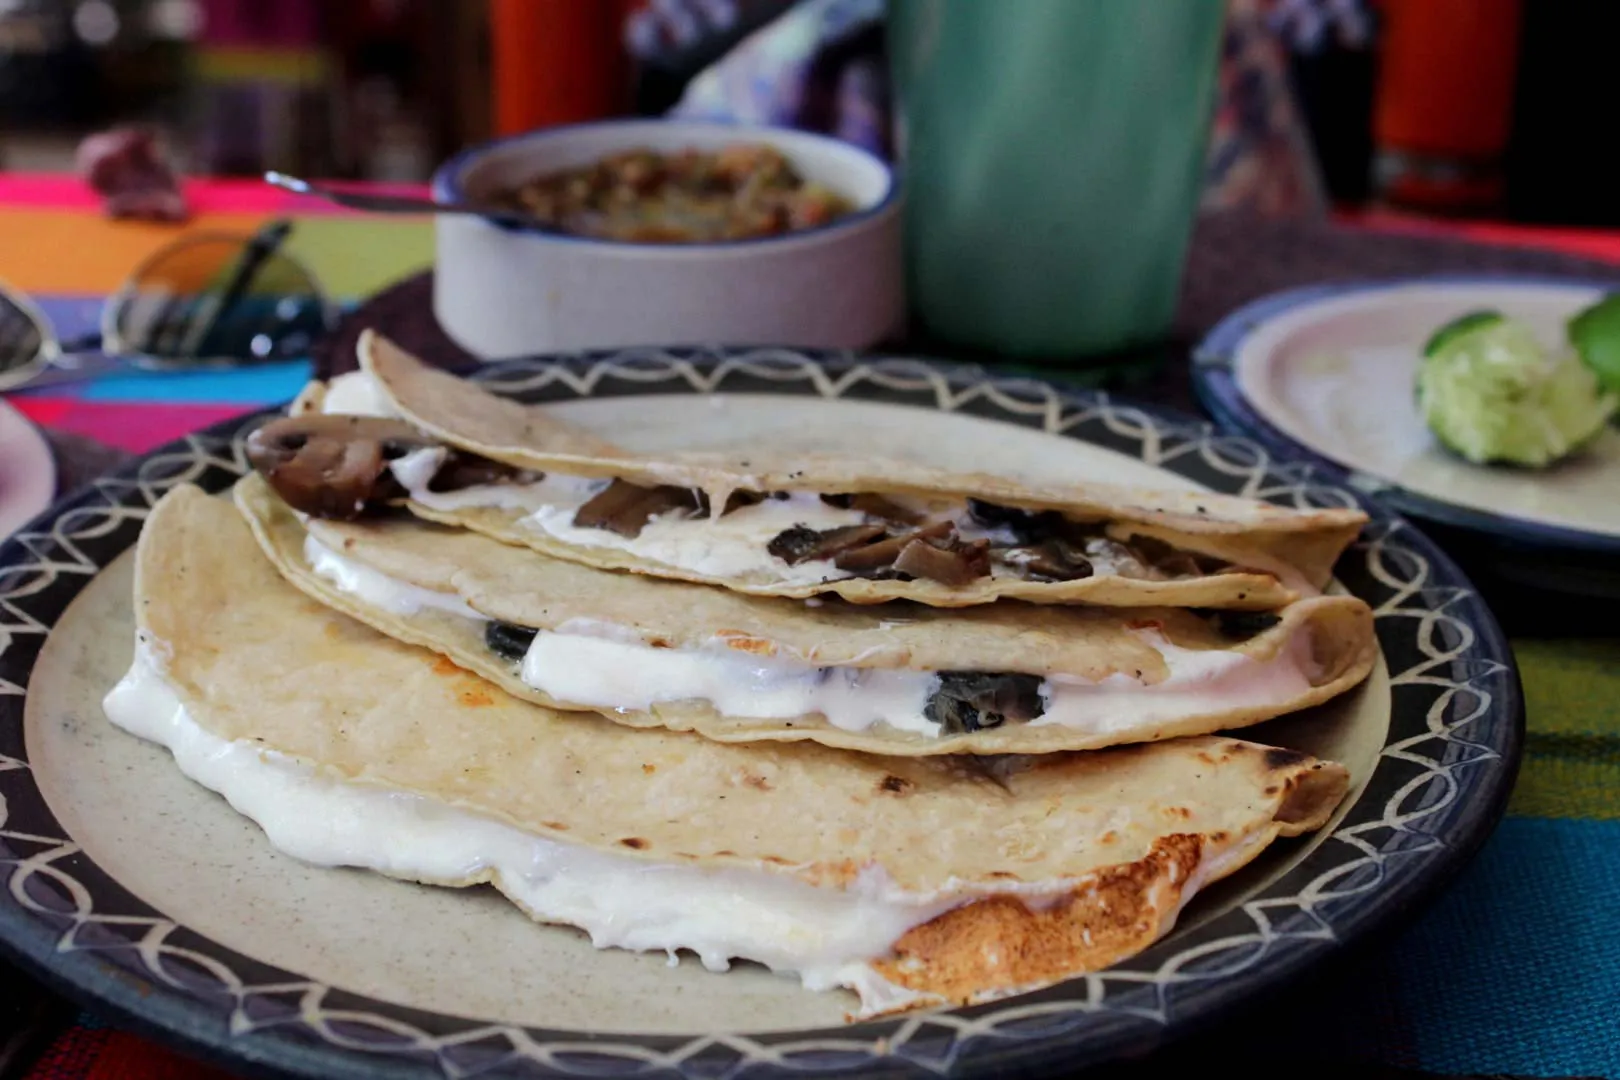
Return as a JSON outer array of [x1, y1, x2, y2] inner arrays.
[[1130, 535, 1231, 578], [768, 523, 888, 565], [891, 534, 991, 585], [485, 620, 538, 661], [997, 538, 1094, 582], [428, 456, 535, 493], [924, 672, 1045, 735], [246, 414, 435, 519], [965, 498, 1067, 544], [720, 489, 768, 515], [820, 492, 926, 525], [831, 520, 952, 572], [573, 480, 702, 537], [1084, 537, 1154, 579]]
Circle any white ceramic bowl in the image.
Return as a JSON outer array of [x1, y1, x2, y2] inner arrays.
[[430, 120, 904, 358]]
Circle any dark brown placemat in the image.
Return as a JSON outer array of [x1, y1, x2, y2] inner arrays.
[[309, 209, 1620, 412], [45, 431, 132, 494]]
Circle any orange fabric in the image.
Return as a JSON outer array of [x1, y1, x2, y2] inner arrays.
[[0, 210, 268, 293]]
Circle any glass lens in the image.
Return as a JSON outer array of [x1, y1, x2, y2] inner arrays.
[[109, 234, 332, 366], [0, 288, 48, 378]]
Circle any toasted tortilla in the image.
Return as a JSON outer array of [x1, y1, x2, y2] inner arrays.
[[334, 330, 1368, 609], [236, 473, 1376, 756], [123, 483, 1352, 1015]]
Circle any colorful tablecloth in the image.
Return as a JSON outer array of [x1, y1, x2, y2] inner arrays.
[[2, 177, 1618, 1080]]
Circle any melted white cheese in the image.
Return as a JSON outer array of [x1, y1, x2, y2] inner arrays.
[[322, 370, 401, 417], [314, 372, 1285, 599], [303, 541, 1318, 738], [388, 446, 447, 494], [523, 624, 938, 734], [101, 639, 945, 1016], [1032, 628, 1318, 734], [316, 374, 906, 585], [305, 535, 486, 621], [521, 623, 1316, 737], [523, 490, 867, 586]]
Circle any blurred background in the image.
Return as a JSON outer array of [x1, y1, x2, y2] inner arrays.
[[1, 0, 1615, 226]]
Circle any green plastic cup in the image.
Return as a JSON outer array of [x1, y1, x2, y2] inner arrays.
[[888, 0, 1226, 360]]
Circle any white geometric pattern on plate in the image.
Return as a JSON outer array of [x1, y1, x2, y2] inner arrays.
[[0, 348, 1521, 1079]]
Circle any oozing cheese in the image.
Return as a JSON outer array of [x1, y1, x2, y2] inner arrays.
[[524, 489, 869, 586], [305, 536, 485, 620], [102, 639, 967, 1015], [523, 623, 939, 734], [304, 541, 1319, 739], [321, 372, 1130, 587]]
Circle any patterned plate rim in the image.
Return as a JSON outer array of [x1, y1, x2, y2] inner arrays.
[[1190, 272, 1620, 556], [1, 347, 1524, 1080]]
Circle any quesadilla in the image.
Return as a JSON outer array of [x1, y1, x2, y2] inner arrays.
[[244, 331, 1368, 610], [107, 484, 1353, 1017], [237, 474, 1375, 756]]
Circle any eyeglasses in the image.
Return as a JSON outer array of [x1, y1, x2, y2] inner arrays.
[[0, 219, 337, 394]]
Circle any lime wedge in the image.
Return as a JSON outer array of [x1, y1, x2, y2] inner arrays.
[[1567, 293, 1620, 395], [1416, 315, 1618, 467], [1423, 309, 1505, 358]]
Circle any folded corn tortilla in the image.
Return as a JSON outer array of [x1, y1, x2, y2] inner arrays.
[[108, 484, 1353, 1017], [236, 473, 1376, 757], [271, 330, 1367, 610]]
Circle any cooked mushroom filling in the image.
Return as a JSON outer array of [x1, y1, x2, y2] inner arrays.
[[247, 415, 533, 521], [756, 497, 1226, 586], [301, 528, 1318, 741], [467, 616, 1314, 740], [922, 673, 1045, 735], [257, 411, 1233, 586], [480, 618, 1051, 734]]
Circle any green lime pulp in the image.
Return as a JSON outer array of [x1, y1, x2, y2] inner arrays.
[[1415, 315, 1617, 467]]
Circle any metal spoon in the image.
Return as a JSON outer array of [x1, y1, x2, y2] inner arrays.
[[264, 171, 550, 231]]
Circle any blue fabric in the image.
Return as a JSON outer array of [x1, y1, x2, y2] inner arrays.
[[1394, 817, 1620, 1078], [70, 360, 311, 403], [1193, 817, 1620, 1077]]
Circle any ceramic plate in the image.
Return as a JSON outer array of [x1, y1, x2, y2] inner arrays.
[[0, 398, 55, 542], [0, 349, 1521, 1079], [1193, 276, 1620, 593]]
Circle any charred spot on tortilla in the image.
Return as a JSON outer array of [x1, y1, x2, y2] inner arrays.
[[572, 479, 705, 537], [484, 620, 538, 662], [1263, 746, 1310, 770], [924, 672, 1045, 735]]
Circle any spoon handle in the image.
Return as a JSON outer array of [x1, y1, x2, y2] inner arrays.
[[263, 172, 544, 230]]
